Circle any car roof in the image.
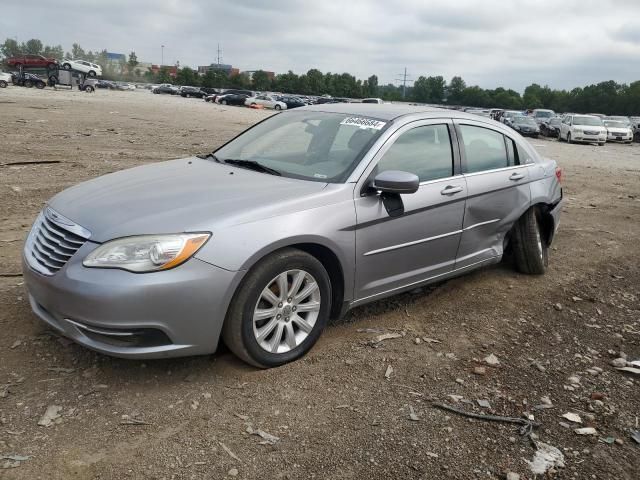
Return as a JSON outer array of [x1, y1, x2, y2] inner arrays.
[[296, 103, 471, 121]]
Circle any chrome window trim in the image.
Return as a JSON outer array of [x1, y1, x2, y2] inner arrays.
[[462, 164, 530, 178]]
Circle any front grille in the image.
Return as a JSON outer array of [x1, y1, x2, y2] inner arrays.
[[584, 130, 599, 135], [27, 209, 90, 275]]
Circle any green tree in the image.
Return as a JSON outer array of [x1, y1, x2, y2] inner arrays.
[[251, 70, 271, 91], [447, 76, 466, 104], [366, 74, 378, 97], [176, 66, 199, 86], [70, 43, 86, 59], [128, 51, 138, 71], [24, 38, 43, 55], [273, 70, 300, 93], [43, 44, 64, 60], [1, 38, 21, 58], [306, 69, 325, 95], [157, 67, 172, 84]]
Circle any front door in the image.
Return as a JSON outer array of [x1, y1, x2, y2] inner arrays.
[[453, 121, 532, 268], [354, 120, 467, 303]]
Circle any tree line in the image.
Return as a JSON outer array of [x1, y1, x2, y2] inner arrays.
[[2, 37, 639, 115]]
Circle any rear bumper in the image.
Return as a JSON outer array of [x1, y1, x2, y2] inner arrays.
[[22, 243, 243, 359]]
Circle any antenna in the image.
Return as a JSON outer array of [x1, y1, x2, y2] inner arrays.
[[395, 67, 414, 99], [216, 43, 223, 66]]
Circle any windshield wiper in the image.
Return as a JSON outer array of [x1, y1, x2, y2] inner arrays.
[[222, 159, 281, 176], [197, 152, 223, 163]]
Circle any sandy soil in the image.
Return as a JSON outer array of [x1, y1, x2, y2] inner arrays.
[[0, 87, 639, 480]]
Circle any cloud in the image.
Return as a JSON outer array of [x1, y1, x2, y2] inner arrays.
[[1, 0, 639, 91]]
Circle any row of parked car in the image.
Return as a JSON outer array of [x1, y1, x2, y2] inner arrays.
[[475, 108, 640, 145], [148, 84, 362, 110]]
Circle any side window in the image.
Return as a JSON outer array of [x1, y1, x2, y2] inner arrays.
[[376, 124, 453, 182], [459, 125, 508, 173], [505, 138, 517, 166]]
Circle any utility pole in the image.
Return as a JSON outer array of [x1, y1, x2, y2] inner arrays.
[[395, 67, 413, 99], [216, 43, 223, 66], [161, 45, 164, 66]]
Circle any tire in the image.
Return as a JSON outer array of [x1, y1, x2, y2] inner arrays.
[[567, 133, 572, 144], [0, 80, 6, 88], [35, 81, 45, 89], [47, 63, 57, 70], [557, 131, 562, 142], [63, 63, 71, 70], [511, 207, 548, 275], [274, 104, 282, 110], [24, 80, 33, 88], [222, 248, 332, 368], [84, 86, 94, 93], [221, 99, 227, 105], [598, 142, 605, 146], [88, 70, 96, 77]]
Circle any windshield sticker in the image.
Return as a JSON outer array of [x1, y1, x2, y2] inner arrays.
[[340, 117, 386, 130], [313, 173, 328, 179]]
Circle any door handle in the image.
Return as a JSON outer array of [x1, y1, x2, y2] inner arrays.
[[509, 172, 525, 181], [440, 185, 464, 195]]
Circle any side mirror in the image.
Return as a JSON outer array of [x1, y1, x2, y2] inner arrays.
[[372, 170, 420, 195]]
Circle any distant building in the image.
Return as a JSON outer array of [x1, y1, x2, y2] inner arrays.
[[242, 70, 275, 81], [197, 63, 239, 76], [106, 52, 127, 73], [150, 64, 178, 78]]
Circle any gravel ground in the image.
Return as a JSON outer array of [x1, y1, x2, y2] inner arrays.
[[0, 87, 639, 480]]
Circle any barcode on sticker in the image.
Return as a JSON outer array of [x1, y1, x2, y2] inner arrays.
[[340, 117, 386, 130]]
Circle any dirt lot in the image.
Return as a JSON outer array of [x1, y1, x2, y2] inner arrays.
[[0, 87, 639, 480]]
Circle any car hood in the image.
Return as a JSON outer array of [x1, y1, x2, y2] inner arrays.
[[606, 127, 630, 133], [48, 157, 329, 242]]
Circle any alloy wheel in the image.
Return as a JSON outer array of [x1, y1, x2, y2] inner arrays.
[[252, 269, 321, 354]]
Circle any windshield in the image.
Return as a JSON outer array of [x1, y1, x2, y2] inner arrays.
[[573, 116, 603, 126], [604, 120, 626, 128], [606, 117, 631, 126], [535, 111, 553, 118], [549, 118, 561, 126], [515, 117, 537, 126], [214, 111, 387, 182]]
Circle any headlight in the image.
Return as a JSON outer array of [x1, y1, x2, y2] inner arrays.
[[83, 233, 210, 272]]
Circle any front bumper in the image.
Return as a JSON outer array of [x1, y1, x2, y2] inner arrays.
[[572, 132, 606, 143], [22, 241, 243, 359], [607, 133, 633, 142]]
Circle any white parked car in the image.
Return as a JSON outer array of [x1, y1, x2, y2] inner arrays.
[[603, 119, 634, 144], [531, 109, 555, 125], [61, 59, 102, 77], [0, 71, 11, 87], [244, 94, 287, 110], [559, 114, 607, 145], [361, 98, 384, 104]]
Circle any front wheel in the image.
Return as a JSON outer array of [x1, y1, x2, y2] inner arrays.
[[0, 80, 6, 88], [511, 208, 548, 275], [221, 99, 227, 105], [24, 80, 33, 88], [63, 63, 71, 70], [88, 70, 96, 77], [84, 85, 94, 93], [274, 104, 282, 110], [567, 133, 572, 144], [222, 248, 331, 368], [35, 81, 45, 89]]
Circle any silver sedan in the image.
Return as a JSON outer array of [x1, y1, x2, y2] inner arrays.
[[22, 104, 563, 367]]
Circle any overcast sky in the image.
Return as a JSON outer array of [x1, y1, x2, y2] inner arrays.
[[2, 0, 639, 91]]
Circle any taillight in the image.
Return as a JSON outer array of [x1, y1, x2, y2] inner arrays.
[[555, 167, 562, 184]]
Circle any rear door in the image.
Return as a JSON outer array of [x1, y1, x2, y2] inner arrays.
[[454, 121, 531, 269], [354, 120, 467, 303]]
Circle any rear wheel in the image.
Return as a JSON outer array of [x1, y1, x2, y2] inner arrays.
[[63, 63, 71, 70], [24, 80, 33, 88], [0, 80, 6, 88], [88, 70, 96, 77], [511, 207, 548, 275], [222, 248, 331, 368], [274, 104, 282, 110], [221, 99, 227, 105], [35, 81, 45, 89]]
